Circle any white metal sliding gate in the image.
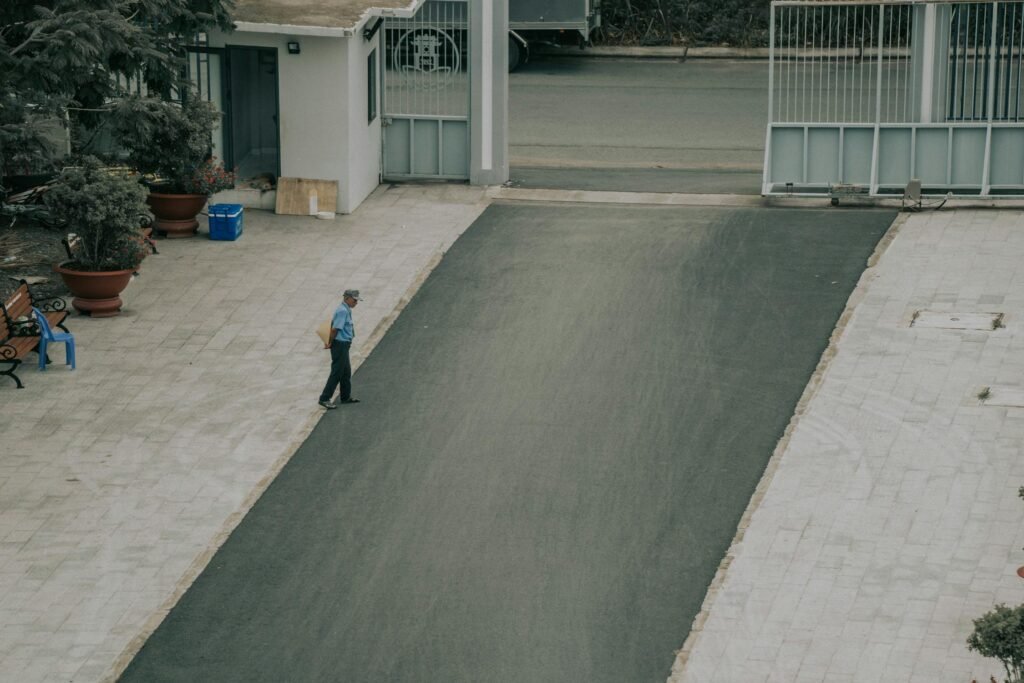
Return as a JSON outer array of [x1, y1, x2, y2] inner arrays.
[[382, 0, 471, 180], [764, 0, 1024, 197]]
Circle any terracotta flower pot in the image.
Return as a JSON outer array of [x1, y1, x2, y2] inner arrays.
[[54, 263, 134, 317], [147, 192, 207, 238]]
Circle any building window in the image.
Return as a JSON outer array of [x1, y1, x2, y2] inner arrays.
[[368, 49, 377, 123]]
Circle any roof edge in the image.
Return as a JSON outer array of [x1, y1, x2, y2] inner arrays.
[[234, 21, 354, 37], [233, 0, 427, 37]]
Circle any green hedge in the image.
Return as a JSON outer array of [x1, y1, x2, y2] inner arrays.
[[594, 0, 771, 47]]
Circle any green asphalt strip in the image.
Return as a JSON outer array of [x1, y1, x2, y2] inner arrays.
[[120, 203, 894, 683]]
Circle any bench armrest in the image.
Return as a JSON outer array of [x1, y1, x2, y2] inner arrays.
[[0, 342, 21, 361], [34, 297, 67, 313]]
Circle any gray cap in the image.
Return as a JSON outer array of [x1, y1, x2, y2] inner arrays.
[[343, 289, 362, 301]]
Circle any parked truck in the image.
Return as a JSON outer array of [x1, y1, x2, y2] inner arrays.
[[509, 0, 601, 70]]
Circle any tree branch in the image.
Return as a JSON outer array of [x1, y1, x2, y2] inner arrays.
[[9, 24, 45, 57]]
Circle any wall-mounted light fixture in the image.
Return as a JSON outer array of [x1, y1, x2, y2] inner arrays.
[[363, 18, 383, 41], [287, 41, 301, 54]]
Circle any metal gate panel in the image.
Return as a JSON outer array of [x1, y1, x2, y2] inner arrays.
[[441, 120, 469, 176], [991, 127, 1024, 183], [382, 0, 470, 180], [843, 128, 874, 184], [878, 128, 913, 184], [916, 127, 949, 184]]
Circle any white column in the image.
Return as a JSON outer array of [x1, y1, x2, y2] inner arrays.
[[470, 0, 509, 185], [920, 4, 936, 122]]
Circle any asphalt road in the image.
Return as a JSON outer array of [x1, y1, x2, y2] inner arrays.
[[510, 58, 769, 193], [121, 203, 892, 683]]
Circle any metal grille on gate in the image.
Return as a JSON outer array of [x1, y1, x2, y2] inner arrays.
[[382, 0, 471, 180]]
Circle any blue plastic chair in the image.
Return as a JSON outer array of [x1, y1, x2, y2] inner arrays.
[[32, 306, 75, 371]]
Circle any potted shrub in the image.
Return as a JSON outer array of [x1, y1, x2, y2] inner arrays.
[[113, 96, 235, 238], [45, 157, 152, 317], [967, 603, 1024, 683]]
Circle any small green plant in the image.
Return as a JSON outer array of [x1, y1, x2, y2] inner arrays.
[[44, 156, 151, 271], [968, 604, 1024, 683], [979, 387, 992, 401]]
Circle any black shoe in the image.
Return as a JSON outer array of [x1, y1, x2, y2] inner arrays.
[[318, 400, 337, 409], [338, 398, 361, 404]]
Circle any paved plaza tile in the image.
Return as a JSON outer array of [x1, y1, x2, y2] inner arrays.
[[0, 184, 488, 682], [671, 209, 1024, 683]]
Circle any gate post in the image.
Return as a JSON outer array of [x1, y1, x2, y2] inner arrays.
[[912, 3, 951, 123], [469, 0, 509, 185]]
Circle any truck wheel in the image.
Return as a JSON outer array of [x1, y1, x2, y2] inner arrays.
[[509, 36, 523, 72]]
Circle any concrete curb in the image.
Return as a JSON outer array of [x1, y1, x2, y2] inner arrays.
[[533, 45, 770, 60], [491, 186, 1024, 212]]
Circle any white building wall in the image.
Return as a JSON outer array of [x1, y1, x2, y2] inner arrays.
[[208, 31, 362, 211], [342, 31, 383, 213]]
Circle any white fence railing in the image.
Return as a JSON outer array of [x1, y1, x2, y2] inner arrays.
[[765, 0, 1024, 196]]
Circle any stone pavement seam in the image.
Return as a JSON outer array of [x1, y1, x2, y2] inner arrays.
[[102, 248, 458, 682], [667, 212, 908, 679]]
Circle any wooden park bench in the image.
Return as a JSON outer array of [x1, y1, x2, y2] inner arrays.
[[0, 308, 38, 389], [1, 280, 69, 335], [0, 281, 69, 388]]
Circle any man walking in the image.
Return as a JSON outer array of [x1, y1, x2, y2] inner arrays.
[[319, 289, 361, 409]]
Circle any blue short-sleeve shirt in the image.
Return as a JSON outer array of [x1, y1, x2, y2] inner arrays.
[[331, 302, 354, 342]]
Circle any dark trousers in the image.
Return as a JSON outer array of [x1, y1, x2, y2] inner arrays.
[[319, 339, 352, 402]]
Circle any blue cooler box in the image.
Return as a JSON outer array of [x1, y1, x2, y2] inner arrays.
[[208, 204, 244, 240]]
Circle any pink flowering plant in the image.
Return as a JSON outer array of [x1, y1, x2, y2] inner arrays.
[[179, 157, 236, 195]]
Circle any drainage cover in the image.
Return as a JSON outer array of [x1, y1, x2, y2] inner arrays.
[[911, 311, 1004, 330]]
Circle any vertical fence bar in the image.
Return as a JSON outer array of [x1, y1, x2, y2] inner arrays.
[[902, 5, 908, 122], [769, 3, 776, 127], [785, 5, 790, 122], [972, 3, 979, 119], [961, 5, 967, 119], [984, 0, 999, 193], [1011, 0, 1019, 120], [803, 6, 808, 122], [886, 5, 893, 122], [765, 1, 776, 194], [913, 4, 921, 122], [871, 4, 885, 193], [843, 5, 848, 122], [949, 6, 957, 119], [999, 2, 1008, 119], [1011, 1, 1019, 120], [961, 6, 968, 119], [825, 5, 831, 122], [860, 6, 866, 121], [812, 6, 818, 121]]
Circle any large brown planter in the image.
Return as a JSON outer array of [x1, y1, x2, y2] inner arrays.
[[54, 263, 134, 317], [147, 192, 207, 238]]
